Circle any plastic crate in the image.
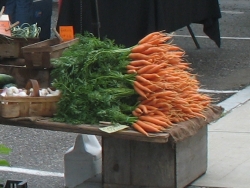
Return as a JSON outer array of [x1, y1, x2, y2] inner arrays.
[[4, 180, 28, 188]]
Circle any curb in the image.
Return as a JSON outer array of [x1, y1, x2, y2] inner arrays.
[[217, 85, 250, 114]]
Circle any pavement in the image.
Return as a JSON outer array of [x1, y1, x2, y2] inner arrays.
[[1, 85, 249, 188], [189, 85, 250, 188], [1, 85, 250, 188]]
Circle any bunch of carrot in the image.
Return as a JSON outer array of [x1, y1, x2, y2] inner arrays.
[[127, 31, 212, 136]]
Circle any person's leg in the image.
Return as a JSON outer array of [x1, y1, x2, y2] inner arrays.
[[16, 0, 33, 26], [32, 0, 52, 40], [4, 0, 16, 24]]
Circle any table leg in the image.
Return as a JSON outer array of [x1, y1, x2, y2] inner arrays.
[[187, 25, 201, 49]]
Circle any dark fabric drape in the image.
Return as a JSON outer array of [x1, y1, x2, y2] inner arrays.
[[57, 0, 221, 47]]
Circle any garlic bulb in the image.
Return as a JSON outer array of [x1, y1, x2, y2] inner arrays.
[[6, 88, 14, 96], [47, 88, 61, 96], [18, 91, 28, 96], [39, 89, 49, 96], [9, 86, 19, 94]]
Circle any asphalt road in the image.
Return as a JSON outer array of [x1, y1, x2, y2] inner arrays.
[[1, 1, 250, 187]]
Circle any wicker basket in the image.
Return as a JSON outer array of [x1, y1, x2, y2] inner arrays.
[[0, 79, 60, 118]]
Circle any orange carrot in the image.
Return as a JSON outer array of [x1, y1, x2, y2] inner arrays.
[[132, 110, 140, 117], [146, 84, 162, 92], [142, 121, 166, 131], [170, 51, 185, 57], [127, 69, 137, 74], [136, 75, 152, 85], [132, 122, 149, 136], [131, 43, 154, 53], [129, 52, 150, 60], [133, 85, 147, 98], [167, 58, 180, 65], [142, 104, 158, 111], [140, 98, 157, 106], [138, 31, 165, 44], [145, 64, 163, 74], [138, 104, 148, 114], [142, 47, 165, 55], [137, 64, 158, 74], [153, 110, 166, 117], [126, 65, 140, 70], [140, 73, 160, 80], [147, 36, 172, 45], [134, 107, 143, 114], [129, 59, 152, 67], [150, 91, 177, 98], [134, 81, 152, 93], [139, 116, 169, 127], [136, 120, 161, 133], [158, 44, 183, 51]]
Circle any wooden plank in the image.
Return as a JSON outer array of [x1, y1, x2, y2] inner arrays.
[[0, 117, 170, 143], [21, 38, 78, 53], [50, 38, 79, 51], [176, 126, 207, 188], [0, 95, 60, 102], [102, 137, 131, 185], [103, 184, 173, 188], [21, 38, 59, 51], [102, 137, 175, 187], [130, 141, 175, 187]]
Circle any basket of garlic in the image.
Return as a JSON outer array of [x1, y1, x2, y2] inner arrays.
[[0, 79, 61, 118]]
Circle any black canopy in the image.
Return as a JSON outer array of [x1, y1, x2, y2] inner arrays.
[[57, 0, 221, 47]]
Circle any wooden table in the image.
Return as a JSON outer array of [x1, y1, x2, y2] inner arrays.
[[0, 105, 223, 188]]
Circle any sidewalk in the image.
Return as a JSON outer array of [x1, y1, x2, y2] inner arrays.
[[190, 86, 250, 188]]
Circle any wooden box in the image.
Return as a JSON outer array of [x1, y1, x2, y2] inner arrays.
[[21, 37, 79, 68], [102, 126, 207, 188], [0, 79, 60, 118], [0, 37, 39, 58], [0, 64, 52, 88]]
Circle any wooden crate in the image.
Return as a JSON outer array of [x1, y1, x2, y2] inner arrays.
[[0, 64, 52, 88], [0, 37, 39, 58], [0, 79, 60, 118], [22, 37, 79, 68], [102, 126, 207, 188]]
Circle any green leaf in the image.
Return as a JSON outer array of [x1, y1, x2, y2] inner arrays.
[[0, 159, 10, 166], [0, 144, 11, 155], [51, 32, 137, 126]]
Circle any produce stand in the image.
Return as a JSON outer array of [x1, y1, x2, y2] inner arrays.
[[0, 105, 223, 188], [0, 26, 223, 187]]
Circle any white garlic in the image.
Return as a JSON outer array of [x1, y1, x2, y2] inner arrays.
[[9, 86, 19, 94], [39, 89, 49, 96], [6, 88, 14, 96], [47, 88, 61, 96], [18, 91, 28, 96]]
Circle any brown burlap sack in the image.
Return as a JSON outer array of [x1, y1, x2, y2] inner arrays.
[[167, 105, 224, 142]]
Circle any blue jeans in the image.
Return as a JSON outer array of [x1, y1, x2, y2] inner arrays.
[[32, 0, 52, 40], [5, 0, 33, 26]]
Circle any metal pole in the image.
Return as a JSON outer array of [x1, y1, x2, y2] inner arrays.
[[187, 25, 201, 49], [94, 0, 101, 38]]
